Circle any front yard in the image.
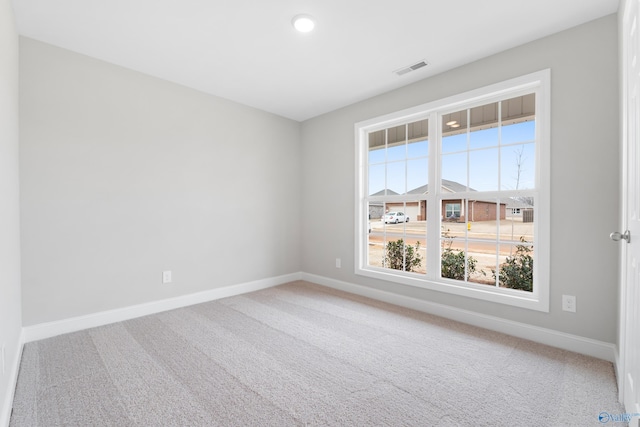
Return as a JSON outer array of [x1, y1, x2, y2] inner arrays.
[[367, 218, 534, 287]]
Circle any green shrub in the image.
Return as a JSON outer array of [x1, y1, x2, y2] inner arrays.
[[441, 247, 479, 280], [493, 237, 533, 291], [440, 227, 480, 281], [384, 239, 422, 272]]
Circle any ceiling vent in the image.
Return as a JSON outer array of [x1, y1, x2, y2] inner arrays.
[[394, 60, 428, 76]]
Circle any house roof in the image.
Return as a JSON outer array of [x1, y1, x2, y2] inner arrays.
[[370, 189, 400, 197], [377, 182, 526, 208], [505, 198, 535, 209], [406, 179, 475, 195]]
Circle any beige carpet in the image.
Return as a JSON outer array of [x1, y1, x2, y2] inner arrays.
[[10, 281, 625, 426]]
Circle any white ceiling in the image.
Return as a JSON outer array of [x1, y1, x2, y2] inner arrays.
[[11, 0, 619, 122]]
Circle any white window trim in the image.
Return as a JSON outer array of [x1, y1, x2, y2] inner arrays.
[[354, 69, 550, 312]]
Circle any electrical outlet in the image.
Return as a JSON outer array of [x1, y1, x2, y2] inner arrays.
[[335, 258, 341, 268], [562, 295, 576, 312], [162, 270, 172, 284]]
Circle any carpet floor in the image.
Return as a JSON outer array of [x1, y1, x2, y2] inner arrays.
[[10, 281, 624, 426]]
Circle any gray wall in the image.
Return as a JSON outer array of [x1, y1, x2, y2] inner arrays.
[[20, 38, 302, 326], [0, 0, 21, 422], [18, 15, 620, 346], [301, 15, 619, 343]]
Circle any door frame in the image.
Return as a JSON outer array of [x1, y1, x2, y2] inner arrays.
[[618, 0, 639, 419]]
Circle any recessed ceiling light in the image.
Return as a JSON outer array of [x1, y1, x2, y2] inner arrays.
[[450, 123, 461, 128], [446, 120, 458, 126], [292, 14, 315, 33]]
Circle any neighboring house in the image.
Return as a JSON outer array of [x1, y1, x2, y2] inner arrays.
[[506, 198, 534, 222], [378, 179, 506, 222], [368, 189, 398, 219]]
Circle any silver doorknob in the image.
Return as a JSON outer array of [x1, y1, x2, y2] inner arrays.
[[610, 230, 631, 243]]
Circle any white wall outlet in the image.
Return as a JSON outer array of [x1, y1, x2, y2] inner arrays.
[[562, 295, 576, 312], [335, 258, 341, 268], [162, 270, 172, 284]]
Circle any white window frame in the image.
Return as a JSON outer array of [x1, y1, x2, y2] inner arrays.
[[354, 70, 550, 312]]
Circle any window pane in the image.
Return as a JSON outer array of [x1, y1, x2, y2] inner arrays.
[[383, 237, 425, 273], [469, 148, 499, 191], [441, 152, 467, 189], [440, 244, 487, 283], [369, 163, 385, 196], [496, 197, 534, 292], [407, 139, 428, 158], [407, 158, 428, 193], [501, 93, 535, 144], [495, 242, 534, 292], [377, 201, 427, 274], [366, 201, 381, 269], [502, 198, 534, 243], [440, 193, 467, 287], [367, 201, 383, 226], [500, 143, 535, 191], [368, 146, 385, 165], [386, 143, 406, 162], [442, 109, 466, 138], [386, 124, 406, 162], [414, 200, 428, 222], [387, 124, 406, 144], [441, 221, 464, 241], [387, 219, 426, 274], [440, 239, 472, 282], [442, 198, 468, 226], [382, 203, 405, 255], [470, 126, 499, 150], [467, 202, 499, 240], [469, 100, 499, 150], [442, 232, 496, 284], [470, 247, 498, 287], [442, 132, 466, 153], [367, 242, 384, 270], [502, 120, 536, 144], [386, 161, 406, 194], [383, 202, 407, 225], [368, 129, 385, 153], [408, 119, 428, 142]]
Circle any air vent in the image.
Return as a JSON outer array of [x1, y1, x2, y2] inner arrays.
[[394, 60, 428, 76]]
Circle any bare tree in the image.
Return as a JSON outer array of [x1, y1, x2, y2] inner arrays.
[[513, 145, 534, 207]]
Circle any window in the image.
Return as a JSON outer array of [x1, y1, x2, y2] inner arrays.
[[445, 203, 461, 219], [355, 70, 550, 311]]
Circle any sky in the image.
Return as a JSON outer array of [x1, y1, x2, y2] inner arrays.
[[368, 120, 536, 196]]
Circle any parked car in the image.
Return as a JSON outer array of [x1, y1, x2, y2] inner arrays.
[[383, 212, 409, 224]]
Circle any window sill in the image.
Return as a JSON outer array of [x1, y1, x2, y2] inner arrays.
[[356, 267, 549, 312]]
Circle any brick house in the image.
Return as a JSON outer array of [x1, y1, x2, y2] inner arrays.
[[373, 179, 506, 222]]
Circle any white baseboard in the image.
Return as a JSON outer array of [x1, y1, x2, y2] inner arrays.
[[1, 332, 24, 427], [19, 269, 618, 364], [22, 272, 302, 343], [302, 273, 618, 363]]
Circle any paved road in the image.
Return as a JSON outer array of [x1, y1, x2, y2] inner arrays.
[[370, 219, 533, 244]]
